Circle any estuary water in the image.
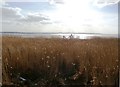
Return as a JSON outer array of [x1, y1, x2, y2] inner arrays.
[[1, 32, 118, 39]]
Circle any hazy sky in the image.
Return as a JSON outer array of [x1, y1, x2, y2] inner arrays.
[[0, 0, 119, 34]]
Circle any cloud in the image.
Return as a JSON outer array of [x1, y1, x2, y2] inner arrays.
[[2, 0, 120, 8], [1, 6, 54, 32], [1, 7, 23, 21], [49, 0, 64, 4], [93, 0, 120, 8], [19, 12, 50, 23], [49, 0, 120, 8], [1, 7, 52, 24], [0, 0, 8, 6], [4, 0, 48, 2]]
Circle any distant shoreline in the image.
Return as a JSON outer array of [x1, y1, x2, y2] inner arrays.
[[0, 32, 117, 35]]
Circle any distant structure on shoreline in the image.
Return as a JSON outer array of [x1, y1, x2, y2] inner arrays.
[[63, 35, 66, 39], [63, 34, 75, 39], [69, 34, 74, 39]]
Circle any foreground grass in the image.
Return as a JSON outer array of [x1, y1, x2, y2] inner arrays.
[[2, 36, 119, 87]]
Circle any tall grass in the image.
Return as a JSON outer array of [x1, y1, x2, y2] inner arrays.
[[2, 36, 119, 87]]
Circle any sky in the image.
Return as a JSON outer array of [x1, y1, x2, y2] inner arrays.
[[0, 0, 119, 34]]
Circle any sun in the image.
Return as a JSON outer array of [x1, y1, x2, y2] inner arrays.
[[48, 0, 101, 32]]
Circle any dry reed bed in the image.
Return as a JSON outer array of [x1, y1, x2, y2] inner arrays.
[[2, 36, 119, 86]]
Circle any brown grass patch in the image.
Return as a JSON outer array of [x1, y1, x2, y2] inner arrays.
[[2, 36, 119, 87]]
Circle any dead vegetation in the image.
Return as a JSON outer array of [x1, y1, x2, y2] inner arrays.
[[2, 36, 119, 87]]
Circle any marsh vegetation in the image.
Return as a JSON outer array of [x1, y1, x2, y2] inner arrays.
[[2, 36, 119, 87]]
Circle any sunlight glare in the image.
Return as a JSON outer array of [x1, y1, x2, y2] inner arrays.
[[48, 0, 102, 32]]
